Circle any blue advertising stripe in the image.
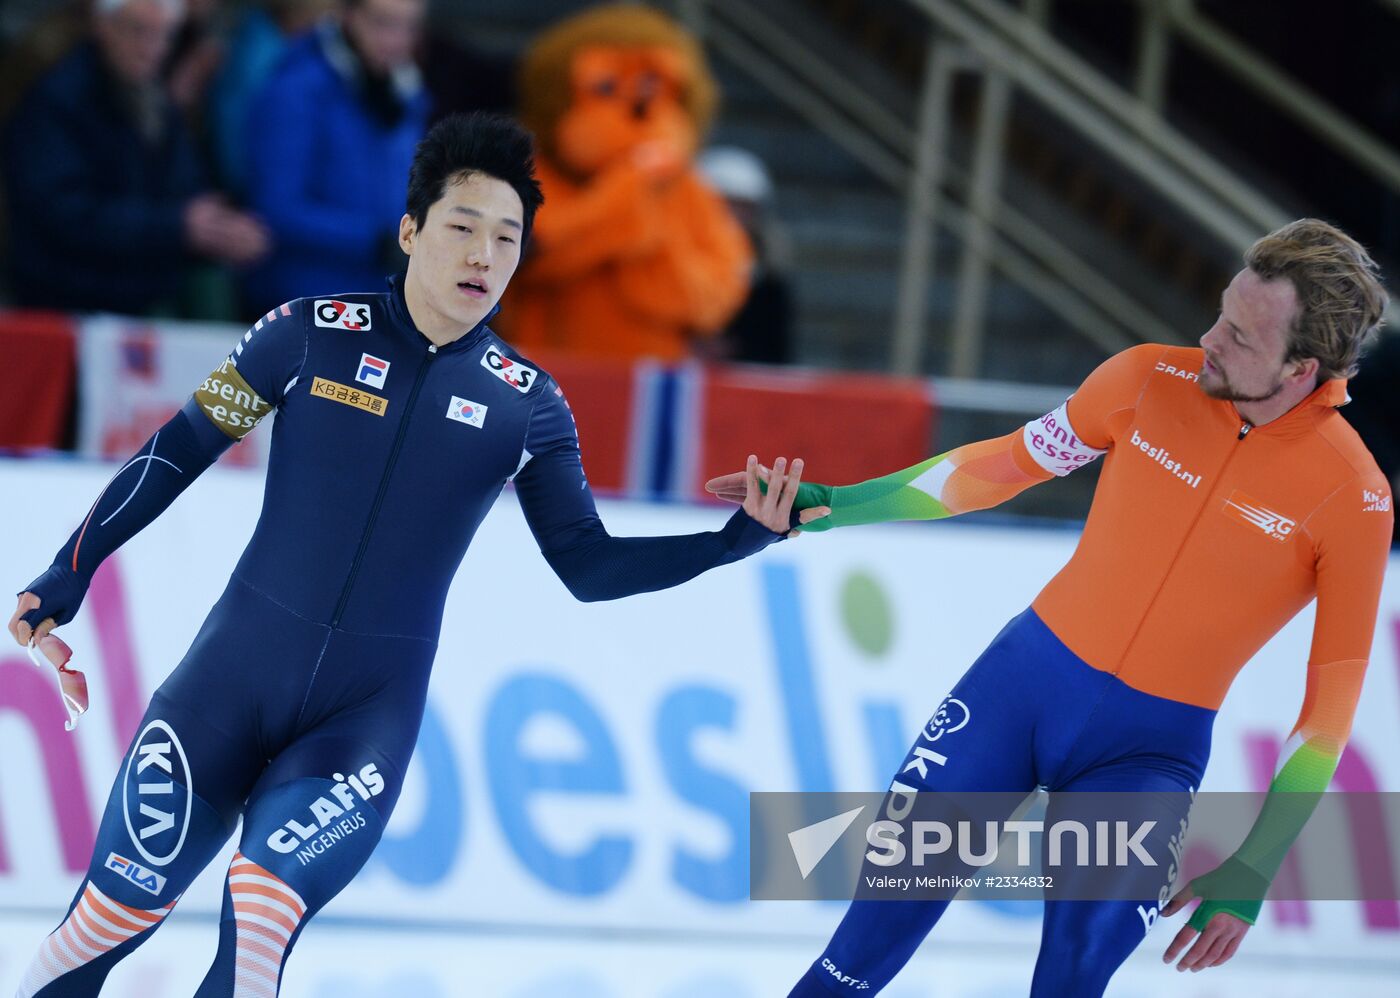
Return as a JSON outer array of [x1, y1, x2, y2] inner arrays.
[[625, 361, 663, 496], [369, 702, 463, 885], [649, 368, 679, 498], [760, 562, 834, 793], [860, 701, 912, 790], [667, 362, 705, 497]]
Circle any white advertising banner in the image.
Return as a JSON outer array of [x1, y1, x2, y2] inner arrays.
[[76, 316, 268, 468], [0, 458, 1396, 996]]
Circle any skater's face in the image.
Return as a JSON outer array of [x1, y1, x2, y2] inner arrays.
[[399, 171, 523, 334], [1199, 268, 1315, 404]]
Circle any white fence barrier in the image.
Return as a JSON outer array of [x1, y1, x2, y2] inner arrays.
[[1, 458, 1396, 995]]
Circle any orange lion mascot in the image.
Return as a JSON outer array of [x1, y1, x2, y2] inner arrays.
[[501, 4, 753, 361]]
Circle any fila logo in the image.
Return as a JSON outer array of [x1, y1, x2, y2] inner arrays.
[[1222, 490, 1296, 541], [314, 299, 372, 331], [482, 346, 536, 393], [105, 852, 167, 896], [446, 396, 488, 428], [1363, 488, 1392, 513], [356, 353, 390, 389]]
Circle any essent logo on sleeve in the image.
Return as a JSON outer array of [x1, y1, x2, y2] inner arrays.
[[195, 358, 271, 439], [1021, 400, 1107, 477]]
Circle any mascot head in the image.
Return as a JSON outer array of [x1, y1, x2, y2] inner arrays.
[[520, 4, 718, 180]]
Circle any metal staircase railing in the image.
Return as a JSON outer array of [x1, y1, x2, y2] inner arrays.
[[1147, 0, 1400, 194], [678, 0, 1395, 382]]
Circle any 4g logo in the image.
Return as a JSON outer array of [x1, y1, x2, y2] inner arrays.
[[314, 299, 373, 331]]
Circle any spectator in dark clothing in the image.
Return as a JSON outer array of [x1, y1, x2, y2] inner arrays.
[[162, 0, 228, 127], [0, 1, 85, 125], [207, 0, 333, 199], [1, 0, 269, 314], [419, 19, 514, 126], [699, 145, 795, 364], [241, 0, 428, 312]]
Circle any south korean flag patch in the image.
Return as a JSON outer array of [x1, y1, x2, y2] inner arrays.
[[446, 396, 488, 428]]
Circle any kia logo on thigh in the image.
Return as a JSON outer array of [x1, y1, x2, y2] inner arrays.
[[122, 719, 193, 867]]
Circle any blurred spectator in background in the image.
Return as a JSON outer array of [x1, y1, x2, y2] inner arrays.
[[241, 0, 428, 312], [698, 146, 794, 365], [208, 0, 332, 199], [0, 1, 85, 125], [420, 8, 515, 126], [163, 0, 225, 124], [1, 0, 269, 314], [501, 4, 752, 363]]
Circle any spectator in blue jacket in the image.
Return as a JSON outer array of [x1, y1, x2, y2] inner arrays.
[[2, 0, 269, 314], [241, 0, 429, 312], [206, 0, 333, 199]]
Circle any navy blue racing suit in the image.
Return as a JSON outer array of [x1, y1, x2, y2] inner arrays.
[[15, 278, 784, 997]]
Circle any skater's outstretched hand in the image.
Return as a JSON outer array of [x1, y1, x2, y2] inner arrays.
[[1161, 883, 1252, 972], [9, 591, 56, 647]]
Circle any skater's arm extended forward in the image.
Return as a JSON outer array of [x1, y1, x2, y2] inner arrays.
[[706, 344, 1164, 531], [512, 381, 802, 602], [10, 305, 306, 645]]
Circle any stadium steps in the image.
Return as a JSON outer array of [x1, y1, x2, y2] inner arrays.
[[799, 0, 1233, 312], [445, 0, 1220, 387]]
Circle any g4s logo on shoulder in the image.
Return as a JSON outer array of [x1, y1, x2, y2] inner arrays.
[[482, 346, 535, 393], [315, 300, 372, 331]]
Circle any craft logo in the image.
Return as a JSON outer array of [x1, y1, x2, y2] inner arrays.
[[446, 396, 488, 428], [1155, 360, 1200, 383], [482, 346, 535, 393], [356, 353, 390, 389], [820, 959, 871, 991], [314, 299, 372, 331]]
